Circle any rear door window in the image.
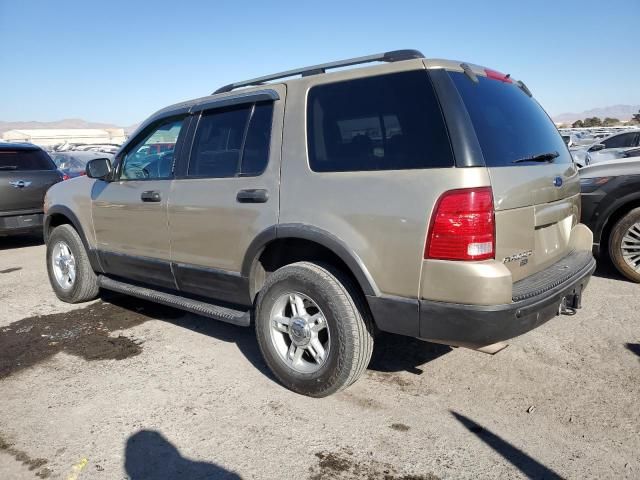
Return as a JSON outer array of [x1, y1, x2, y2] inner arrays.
[[0, 149, 55, 171], [240, 103, 273, 176], [188, 102, 274, 178], [307, 71, 454, 172], [450, 71, 571, 166]]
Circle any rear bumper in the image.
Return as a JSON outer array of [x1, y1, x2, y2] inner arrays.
[[368, 251, 596, 347], [0, 213, 44, 235]]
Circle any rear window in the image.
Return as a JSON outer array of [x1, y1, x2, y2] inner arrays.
[[450, 72, 571, 166], [0, 149, 55, 171], [307, 71, 454, 172]]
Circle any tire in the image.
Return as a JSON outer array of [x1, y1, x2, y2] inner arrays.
[[46, 224, 100, 303], [255, 261, 374, 397], [608, 207, 640, 283]]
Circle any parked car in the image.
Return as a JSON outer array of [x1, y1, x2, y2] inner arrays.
[[561, 134, 575, 148], [580, 157, 640, 282], [571, 130, 640, 167], [0, 143, 62, 236], [43, 50, 596, 396], [50, 151, 115, 179], [585, 145, 640, 165]]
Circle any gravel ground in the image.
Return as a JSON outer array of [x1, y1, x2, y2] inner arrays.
[[0, 235, 638, 480]]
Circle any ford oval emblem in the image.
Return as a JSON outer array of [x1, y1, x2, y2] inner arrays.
[[553, 176, 563, 187]]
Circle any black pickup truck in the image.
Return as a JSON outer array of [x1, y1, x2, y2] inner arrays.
[[0, 143, 62, 236]]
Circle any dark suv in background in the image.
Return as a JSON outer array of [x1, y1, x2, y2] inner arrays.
[[0, 143, 62, 236], [580, 157, 640, 282]]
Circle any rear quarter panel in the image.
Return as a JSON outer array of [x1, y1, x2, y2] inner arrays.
[[279, 65, 490, 298]]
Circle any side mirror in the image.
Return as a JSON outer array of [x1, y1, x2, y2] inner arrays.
[[589, 144, 606, 152], [86, 158, 112, 180]]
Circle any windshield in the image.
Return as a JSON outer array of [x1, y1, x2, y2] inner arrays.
[[450, 71, 571, 166]]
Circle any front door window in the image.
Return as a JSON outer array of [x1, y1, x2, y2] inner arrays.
[[120, 119, 184, 180]]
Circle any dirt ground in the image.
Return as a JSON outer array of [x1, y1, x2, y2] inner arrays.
[[0, 235, 638, 479]]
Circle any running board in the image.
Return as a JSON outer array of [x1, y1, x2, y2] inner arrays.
[[97, 275, 251, 327]]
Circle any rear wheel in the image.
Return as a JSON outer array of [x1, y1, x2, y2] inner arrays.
[[609, 207, 640, 283], [46, 224, 100, 302], [255, 261, 374, 397]]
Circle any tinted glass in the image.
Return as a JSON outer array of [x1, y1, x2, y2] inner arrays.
[[121, 118, 184, 180], [603, 133, 637, 149], [307, 71, 454, 172], [451, 72, 571, 166], [0, 149, 54, 171], [241, 103, 273, 176], [189, 107, 251, 177]]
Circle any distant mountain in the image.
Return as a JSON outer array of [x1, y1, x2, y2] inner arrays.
[[0, 118, 126, 134], [553, 105, 640, 124]]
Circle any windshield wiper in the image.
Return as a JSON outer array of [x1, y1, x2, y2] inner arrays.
[[512, 151, 559, 164], [0, 166, 18, 170]]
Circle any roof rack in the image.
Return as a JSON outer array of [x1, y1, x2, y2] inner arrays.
[[213, 49, 425, 94]]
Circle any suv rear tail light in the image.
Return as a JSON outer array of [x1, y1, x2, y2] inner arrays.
[[425, 187, 495, 261]]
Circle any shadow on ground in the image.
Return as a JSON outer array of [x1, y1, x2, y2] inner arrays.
[[102, 293, 274, 379], [0, 233, 43, 251], [1, 291, 450, 386], [368, 332, 450, 375], [451, 411, 562, 480], [592, 254, 628, 282], [125, 430, 241, 480], [625, 343, 640, 359]]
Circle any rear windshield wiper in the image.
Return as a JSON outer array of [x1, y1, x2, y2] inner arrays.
[[511, 151, 559, 164], [0, 166, 18, 170]]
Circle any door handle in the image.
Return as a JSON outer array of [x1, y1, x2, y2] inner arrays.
[[236, 189, 269, 203], [141, 190, 162, 202]]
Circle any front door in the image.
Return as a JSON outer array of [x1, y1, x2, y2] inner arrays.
[[168, 90, 284, 305], [92, 116, 187, 289]]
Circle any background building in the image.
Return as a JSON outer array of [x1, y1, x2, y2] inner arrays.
[[2, 128, 126, 147]]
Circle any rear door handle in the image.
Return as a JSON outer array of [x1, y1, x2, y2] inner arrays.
[[236, 189, 269, 203], [141, 190, 162, 202]]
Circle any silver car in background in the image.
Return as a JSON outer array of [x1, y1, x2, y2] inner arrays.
[[585, 145, 640, 165], [571, 130, 640, 167]]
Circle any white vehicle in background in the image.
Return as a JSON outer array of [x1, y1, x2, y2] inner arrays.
[[571, 130, 640, 167], [586, 146, 640, 165], [561, 134, 576, 148]]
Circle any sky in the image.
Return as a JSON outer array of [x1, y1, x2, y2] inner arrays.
[[1, 0, 638, 126]]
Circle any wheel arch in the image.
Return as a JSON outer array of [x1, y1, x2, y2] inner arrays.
[[242, 224, 380, 301], [44, 206, 102, 272], [598, 193, 640, 255]]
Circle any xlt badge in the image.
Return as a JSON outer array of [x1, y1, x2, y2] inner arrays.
[[503, 250, 533, 264]]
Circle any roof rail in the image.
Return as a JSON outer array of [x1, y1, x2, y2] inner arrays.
[[213, 49, 425, 94]]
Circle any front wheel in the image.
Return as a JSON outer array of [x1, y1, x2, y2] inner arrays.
[[609, 207, 640, 283], [255, 261, 374, 397], [46, 224, 100, 303]]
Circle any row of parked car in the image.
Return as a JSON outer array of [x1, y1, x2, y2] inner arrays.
[[1, 50, 639, 397], [561, 128, 640, 167]]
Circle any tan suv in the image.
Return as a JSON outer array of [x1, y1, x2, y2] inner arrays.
[[44, 50, 596, 397]]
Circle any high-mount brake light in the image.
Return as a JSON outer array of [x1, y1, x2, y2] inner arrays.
[[485, 68, 512, 83], [425, 187, 495, 261]]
